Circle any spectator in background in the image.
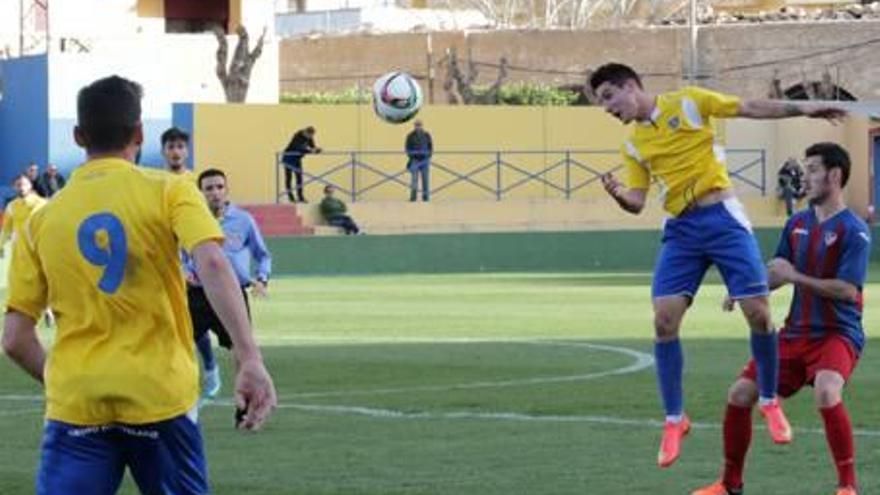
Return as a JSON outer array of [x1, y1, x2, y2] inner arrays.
[[282, 126, 321, 203], [36, 164, 66, 198], [405, 120, 432, 202], [320, 185, 360, 235], [777, 157, 806, 217], [25, 163, 44, 197]]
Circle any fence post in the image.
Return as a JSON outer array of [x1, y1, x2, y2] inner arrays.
[[495, 151, 502, 201], [350, 152, 358, 203], [565, 150, 571, 200], [760, 149, 766, 196]]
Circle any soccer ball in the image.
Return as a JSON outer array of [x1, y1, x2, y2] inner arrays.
[[372, 72, 423, 124]]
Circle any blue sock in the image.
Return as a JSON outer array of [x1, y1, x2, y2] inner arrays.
[[654, 339, 684, 417], [750, 331, 779, 401], [196, 334, 216, 371]]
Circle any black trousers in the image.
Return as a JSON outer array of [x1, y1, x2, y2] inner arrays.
[[284, 161, 305, 202], [328, 215, 360, 235], [187, 285, 250, 349]]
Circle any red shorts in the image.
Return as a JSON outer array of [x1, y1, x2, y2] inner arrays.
[[740, 333, 859, 398]]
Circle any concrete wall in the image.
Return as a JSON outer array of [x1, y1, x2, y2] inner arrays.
[[279, 21, 880, 100], [182, 102, 875, 220]]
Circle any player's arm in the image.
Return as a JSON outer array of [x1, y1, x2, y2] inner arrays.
[[601, 173, 647, 214], [1, 311, 45, 383], [737, 100, 847, 122], [0, 205, 14, 255], [601, 151, 648, 214], [768, 257, 859, 303], [192, 241, 276, 428], [2, 222, 48, 383]]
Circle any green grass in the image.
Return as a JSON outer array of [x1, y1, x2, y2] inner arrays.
[[0, 273, 878, 494]]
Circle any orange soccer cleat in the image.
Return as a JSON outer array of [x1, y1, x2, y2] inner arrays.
[[691, 480, 743, 495], [759, 399, 793, 444], [657, 415, 691, 468]]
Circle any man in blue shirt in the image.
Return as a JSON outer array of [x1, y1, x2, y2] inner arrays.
[[693, 142, 870, 495], [184, 168, 272, 399]]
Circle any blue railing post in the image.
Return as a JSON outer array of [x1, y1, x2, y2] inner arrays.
[[495, 151, 502, 201], [565, 150, 571, 200], [760, 150, 766, 196], [350, 152, 358, 203]]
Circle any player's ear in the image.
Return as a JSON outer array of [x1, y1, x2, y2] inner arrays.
[[132, 122, 144, 147], [73, 125, 87, 149]]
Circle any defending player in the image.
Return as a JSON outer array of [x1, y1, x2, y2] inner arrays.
[[1, 75, 276, 494], [0, 174, 47, 258], [693, 143, 868, 495], [589, 63, 846, 467]]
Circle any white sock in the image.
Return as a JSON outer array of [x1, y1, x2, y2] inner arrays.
[[665, 414, 684, 423], [758, 397, 776, 407]]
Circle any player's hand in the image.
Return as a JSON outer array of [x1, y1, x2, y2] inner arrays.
[[722, 295, 736, 312], [251, 280, 269, 299], [313, 147, 322, 154], [601, 172, 624, 199], [768, 258, 797, 284], [802, 104, 847, 124], [234, 357, 277, 431]]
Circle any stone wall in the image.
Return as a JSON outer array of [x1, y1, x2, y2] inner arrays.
[[279, 20, 880, 101]]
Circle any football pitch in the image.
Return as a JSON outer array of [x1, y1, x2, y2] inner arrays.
[[0, 273, 878, 494]]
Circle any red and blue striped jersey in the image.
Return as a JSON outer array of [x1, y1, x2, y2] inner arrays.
[[775, 207, 870, 352]]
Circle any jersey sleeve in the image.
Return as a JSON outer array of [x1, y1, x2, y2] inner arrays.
[[685, 86, 741, 119], [166, 177, 224, 252], [774, 217, 795, 261], [836, 227, 870, 288], [0, 203, 13, 246], [622, 141, 650, 190], [6, 221, 48, 320]]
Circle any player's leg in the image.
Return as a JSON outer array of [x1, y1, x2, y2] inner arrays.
[[125, 410, 209, 495], [692, 377, 757, 495], [709, 199, 790, 443], [188, 286, 220, 399], [651, 223, 709, 467], [294, 166, 305, 202], [809, 336, 859, 493], [409, 165, 418, 201], [36, 420, 126, 495]]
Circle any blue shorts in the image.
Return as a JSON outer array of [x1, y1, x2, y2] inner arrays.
[[652, 198, 769, 300], [37, 410, 208, 495]]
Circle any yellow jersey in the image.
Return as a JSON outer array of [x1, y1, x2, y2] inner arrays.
[[622, 86, 741, 217], [0, 193, 47, 246], [6, 158, 223, 425]]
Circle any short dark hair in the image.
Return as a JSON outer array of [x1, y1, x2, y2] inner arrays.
[[161, 127, 190, 146], [305, 126, 315, 134], [324, 184, 335, 193], [77, 76, 143, 153], [805, 142, 851, 187], [13, 173, 30, 185], [589, 63, 643, 91], [198, 168, 227, 189]]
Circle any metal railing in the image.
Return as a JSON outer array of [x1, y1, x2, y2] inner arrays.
[[275, 148, 767, 203]]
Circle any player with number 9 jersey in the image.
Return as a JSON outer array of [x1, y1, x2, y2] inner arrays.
[[7, 158, 222, 425]]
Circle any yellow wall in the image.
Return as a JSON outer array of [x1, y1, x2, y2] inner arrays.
[[192, 103, 876, 212]]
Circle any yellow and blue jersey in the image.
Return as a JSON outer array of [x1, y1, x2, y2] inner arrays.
[[622, 86, 741, 216], [0, 193, 47, 246], [6, 157, 223, 426]]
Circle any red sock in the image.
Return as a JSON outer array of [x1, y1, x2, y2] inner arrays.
[[722, 404, 752, 490], [820, 402, 857, 488]]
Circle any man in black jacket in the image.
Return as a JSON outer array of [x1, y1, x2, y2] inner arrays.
[[36, 164, 66, 198], [405, 120, 432, 202], [282, 126, 321, 203]]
